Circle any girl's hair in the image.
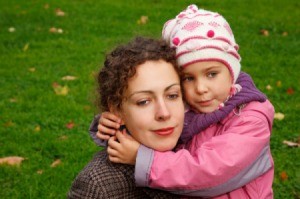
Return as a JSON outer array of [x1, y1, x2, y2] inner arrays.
[[97, 37, 179, 112]]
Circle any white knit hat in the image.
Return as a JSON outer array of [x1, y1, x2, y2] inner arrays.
[[162, 4, 241, 83]]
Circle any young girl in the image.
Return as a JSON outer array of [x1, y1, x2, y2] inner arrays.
[[96, 5, 274, 198]]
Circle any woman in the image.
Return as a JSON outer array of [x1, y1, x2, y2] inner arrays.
[[68, 37, 184, 198]]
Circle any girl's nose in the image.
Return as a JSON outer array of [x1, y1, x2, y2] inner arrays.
[[155, 100, 171, 121], [195, 79, 208, 94]]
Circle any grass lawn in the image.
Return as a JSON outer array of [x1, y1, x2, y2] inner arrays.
[[0, 0, 299, 198]]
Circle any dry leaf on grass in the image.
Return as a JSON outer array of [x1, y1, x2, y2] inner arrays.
[[286, 88, 294, 95], [51, 159, 61, 167], [52, 83, 69, 96], [23, 43, 29, 51], [66, 121, 75, 129], [283, 140, 300, 147], [137, 16, 148, 25], [49, 27, 63, 34], [37, 170, 43, 174], [34, 125, 41, 132], [55, 8, 66, 16], [266, 85, 272, 90], [62, 76, 77, 81], [28, 67, 36, 72], [274, 112, 284, 120], [0, 156, 25, 166], [8, 27, 16, 32], [260, 29, 269, 36], [280, 171, 288, 181]]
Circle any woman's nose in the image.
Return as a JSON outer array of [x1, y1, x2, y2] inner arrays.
[[155, 100, 171, 121]]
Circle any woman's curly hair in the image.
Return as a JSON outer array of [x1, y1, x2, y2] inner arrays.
[[97, 37, 179, 112]]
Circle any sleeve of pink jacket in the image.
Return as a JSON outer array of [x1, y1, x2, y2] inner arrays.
[[134, 101, 274, 197]]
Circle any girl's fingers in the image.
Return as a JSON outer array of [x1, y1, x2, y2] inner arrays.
[[108, 136, 120, 150], [107, 145, 119, 157], [101, 112, 122, 124], [108, 155, 120, 163], [96, 131, 111, 140], [99, 118, 120, 130], [98, 124, 116, 136]]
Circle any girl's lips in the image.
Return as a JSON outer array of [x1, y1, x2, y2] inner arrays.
[[198, 99, 212, 106], [153, 127, 174, 136]]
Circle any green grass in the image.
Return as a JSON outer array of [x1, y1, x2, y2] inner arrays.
[[0, 0, 299, 198]]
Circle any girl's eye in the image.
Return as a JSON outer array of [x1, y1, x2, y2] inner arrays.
[[136, 100, 150, 106], [207, 72, 218, 78], [182, 76, 194, 82]]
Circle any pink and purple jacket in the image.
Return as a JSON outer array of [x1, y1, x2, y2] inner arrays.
[[135, 100, 274, 198]]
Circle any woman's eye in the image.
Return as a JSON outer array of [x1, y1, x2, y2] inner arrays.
[[167, 93, 179, 100], [136, 100, 150, 106]]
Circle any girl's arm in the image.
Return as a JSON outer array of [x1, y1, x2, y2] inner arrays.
[[135, 101, 274, 197]]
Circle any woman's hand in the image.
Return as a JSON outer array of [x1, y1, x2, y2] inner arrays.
[[96, 112, 122, 141], [107, 130, 140, 165]]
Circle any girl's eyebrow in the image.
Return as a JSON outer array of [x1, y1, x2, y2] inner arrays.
[[128, 83, 180, 98]]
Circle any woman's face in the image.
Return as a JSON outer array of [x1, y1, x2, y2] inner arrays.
[[119, 60, 184, 152]]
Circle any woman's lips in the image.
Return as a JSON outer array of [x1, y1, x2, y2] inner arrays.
[[153, 127, 174, 136]]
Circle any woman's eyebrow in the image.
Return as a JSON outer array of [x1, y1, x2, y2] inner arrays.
[[128, 83, 180, 98]]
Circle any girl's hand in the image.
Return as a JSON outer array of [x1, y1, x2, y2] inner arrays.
[[107, 130, 140, 165], [96, 112, 122, 141]]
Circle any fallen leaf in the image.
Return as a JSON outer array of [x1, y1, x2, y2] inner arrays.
[[276, 81, 282, 87], [50, 159, 61, 167], [83, 105, 91, 111], [260, 29, 269, 36], [8, 27, 16, 32], [283, 140, 300, 147], [9, 98, 17, 103], [23, 43, 29, 51], [4, 121, 15, 127], [286, 88, 294, 95], [0, 156, 25, 166], [49, 27, 58, 33], [57, 28, 63, 34], [37, 170, 43, 174], [137, 16, 148, 25], [58, 135, 68, 140], [29, 67, 36, 72], [282, 31, 288, 36], [266, 85, 272, 90], [52, 82, 59, 88], [49, 27, 63, 34], [274, 112, 285, 120], [62, 76, 77, 81], [34, 125, 41, 132], [53, 84, 69, 96], [280, 171, 288, 181], [55, 8, 65, 16], [66, 121, 75, 129]]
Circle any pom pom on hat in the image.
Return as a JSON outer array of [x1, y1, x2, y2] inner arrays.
[[162, 4, 241, 83]]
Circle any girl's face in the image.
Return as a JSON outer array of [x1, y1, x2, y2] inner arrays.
[[182, 61, 232, 113], [119, 60, 184, 152]]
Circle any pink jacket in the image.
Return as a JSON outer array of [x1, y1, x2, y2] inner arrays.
[[135, 100, 274, 198]]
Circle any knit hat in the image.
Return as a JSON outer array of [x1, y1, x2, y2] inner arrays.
[[162, 4, 241, 83]]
